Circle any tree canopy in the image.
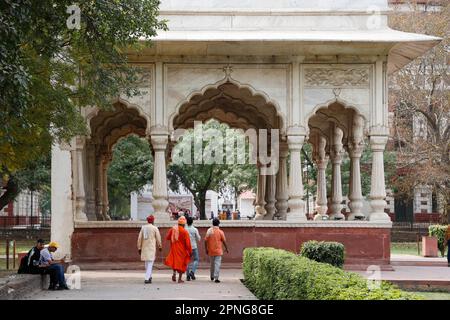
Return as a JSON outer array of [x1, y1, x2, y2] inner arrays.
[[168, 120, 258, 219], [107, 135, 153, 219], [389, 2, 449, 222], [0, 0, 165, 210]]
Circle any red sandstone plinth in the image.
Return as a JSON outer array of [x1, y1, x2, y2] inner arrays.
[[421, 236, 438, 257], [71, 221, 392, 269]]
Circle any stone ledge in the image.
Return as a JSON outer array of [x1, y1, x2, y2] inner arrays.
[[0, 273, 46, 300], [74, 220, 392, 229]]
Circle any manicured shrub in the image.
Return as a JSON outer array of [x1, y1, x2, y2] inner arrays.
[[428, 225, 449, 257], [243, 247, 421, 300], [300, 240, 345, 268]]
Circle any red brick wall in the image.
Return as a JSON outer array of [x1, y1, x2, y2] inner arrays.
[[71, 226, 391, 267], [414, 213, 441, 223]]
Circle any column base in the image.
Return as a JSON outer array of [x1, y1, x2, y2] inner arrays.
[[286, 210, 307, 222], [368, 212, 391, 222], [75, 210, 88, 221], [347, 213, 366, 221], [313, 213, 326, 221], [153, 212, 171, 222], [329, 213, 345, 220]]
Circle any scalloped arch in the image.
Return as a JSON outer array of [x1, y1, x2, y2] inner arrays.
[[169, 78, 286, 134], [86, 97, 151, 136], [305, 97, 368, 137]]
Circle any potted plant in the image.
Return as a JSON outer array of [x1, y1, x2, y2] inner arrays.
[[428, 224, 448, 257]]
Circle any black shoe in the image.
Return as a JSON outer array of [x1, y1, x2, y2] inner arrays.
[[210, 277, 214, 281], [48, 285, 56, 291], [214, 279, 221, 283], [144, 278, 152, 284], [57, 286, 67, 290], [186, 274, 191, 281], [190, 272, 196, 280]]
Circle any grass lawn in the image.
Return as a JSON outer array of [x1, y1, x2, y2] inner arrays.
[[0, 240, 35, 271], [412, 291, 450, 300], [391, 242, 421, 256]]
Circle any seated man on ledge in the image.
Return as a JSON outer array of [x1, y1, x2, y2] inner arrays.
[[39, 241, 70, 290]]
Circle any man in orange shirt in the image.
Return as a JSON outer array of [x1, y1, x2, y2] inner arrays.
[[165, 216, 192, 283], [205, 218, 229, 283]]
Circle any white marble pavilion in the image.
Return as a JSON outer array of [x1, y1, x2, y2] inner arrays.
[[51, 0, 439, 261]]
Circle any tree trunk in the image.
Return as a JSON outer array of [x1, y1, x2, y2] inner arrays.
[[0, 176, 20, 211], [198, 190, 207, 220]]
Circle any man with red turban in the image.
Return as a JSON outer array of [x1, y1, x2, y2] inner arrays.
[[137, 215, 162, 284], [164, 216, 192, 283]]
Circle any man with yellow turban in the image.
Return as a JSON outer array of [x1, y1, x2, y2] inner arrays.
[[164, 216, 192, 283]]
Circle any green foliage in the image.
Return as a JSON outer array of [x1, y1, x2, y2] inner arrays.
[[0, 0, 166, 173], [428, 225, 449, 257], [300, 241, 345, 268], [107, 135, 153, 219], [243, 248, 421, 300], [168, 120, 257, 219]]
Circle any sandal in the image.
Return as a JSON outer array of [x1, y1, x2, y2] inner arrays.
[[178, 279, 184, 283], [172, 274, 176, 282]]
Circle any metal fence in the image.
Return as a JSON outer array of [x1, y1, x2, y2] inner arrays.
[[392, 221, 437, 230], [0, 216, 51, 229]]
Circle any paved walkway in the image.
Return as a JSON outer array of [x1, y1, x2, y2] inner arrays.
[[391, 254, 448, 266], [356, 265, 450, 281], [23, 269, 256, 300]]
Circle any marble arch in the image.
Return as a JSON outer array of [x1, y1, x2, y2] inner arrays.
[[82, 102, 150, 221], [169, 79, 286, 134]]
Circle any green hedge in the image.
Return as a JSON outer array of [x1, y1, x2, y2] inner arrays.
[[243, 247, 421, 300], [300, 241, 345, 268], [429, 225, 448, 257]]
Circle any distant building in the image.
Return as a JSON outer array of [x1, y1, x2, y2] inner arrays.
[[237, 191, 256, 219], [0, 190, 44, 228]]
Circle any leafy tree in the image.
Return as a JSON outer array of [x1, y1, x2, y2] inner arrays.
[[389, 2, 449, 222], [0, 154, 51, 215], [220, 164, 257, 210], [107, 135, 153, 219], [168, 120, 257, 220], [0, 0, 166, 210]]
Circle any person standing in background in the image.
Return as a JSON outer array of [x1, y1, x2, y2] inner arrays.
[[137, 215, 162, 284], [185, 216, 201, 281], [205, 218, 229, 283]]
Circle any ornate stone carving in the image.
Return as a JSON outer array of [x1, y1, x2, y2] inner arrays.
[[304, 67, 369, 87]]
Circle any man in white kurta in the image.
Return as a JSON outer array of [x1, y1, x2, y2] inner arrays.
[[137, 215, 162, 283]]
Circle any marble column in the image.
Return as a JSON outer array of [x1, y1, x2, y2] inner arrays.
[[347, 145, 364, 220], [51, 143, 74, 258], [368, 135, 390, 221], [313, 135, 329, 220], [330, 126, 344, 220], [151, 128, 170, 222], [95, 156, 104, 221], [264, 173, 276, 220], [101, 154, 111, 221], [287, 133, 307, 221], [85, 143, 96, 220], [347, 114, 365, 220], [254, 164, 267, 220], [74, 137, 88, 221], [275, 143, 289, 220]]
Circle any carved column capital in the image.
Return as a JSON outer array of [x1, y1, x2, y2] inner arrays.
[[151, 134, 169, 151], [369, 135, 388, 152]]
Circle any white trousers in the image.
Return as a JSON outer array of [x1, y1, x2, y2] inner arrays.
[[145, 260, 154, 280]]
